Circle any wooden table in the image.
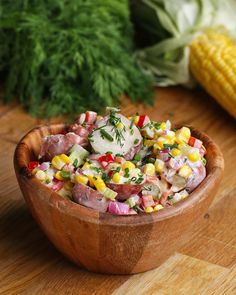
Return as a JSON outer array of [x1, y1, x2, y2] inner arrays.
[[0, 87, 236, 295]]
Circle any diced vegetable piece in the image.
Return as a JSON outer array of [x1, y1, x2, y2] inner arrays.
[[142, 195, 155, 208], [155, 159, 165, 172], [137, 115, 150, 128], [122, 161, 135, 171], [112, 172, 120, 183], [69, 144, 89, 166], [92, 176, 106, 193], [179, 165, 192, 178], [175, 127, 191, 143], [145, 206, 154, 213], [188, 136, 203, 149], [35, 170, 46, 181], [143, 163, 155, 176], [75, 174, 89, 185], [103, 187, 117, 200], [188, 151, 201, 162], [28, 161, 39, 171], [52, 155, 66, 170], [153, 204, 164, 211], [108, 201, 130, 215], [85, 111, 97, 124]]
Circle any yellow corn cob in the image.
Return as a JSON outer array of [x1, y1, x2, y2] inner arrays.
[[190, 30, 236, 118]]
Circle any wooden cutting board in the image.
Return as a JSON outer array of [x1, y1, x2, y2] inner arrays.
[[0, 87, 235, 295]]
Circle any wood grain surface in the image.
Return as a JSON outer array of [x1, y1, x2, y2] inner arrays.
[[0, 87, 236, 294]]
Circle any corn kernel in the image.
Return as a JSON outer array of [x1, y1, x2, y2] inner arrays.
[[134, 115, 140, 125], [154, 159, 165, 173], [122, 161, 135, 171], [82, 162, 91, 170], [60, 154, 70, 164], [178, 143, 186, 150], [87, 175, 95, 187], [144, 139, 156, 147], [164, 130, 175, 140], [188, 151, 201, 162], [93, 176, 106, 192], [35, 170, 46, 181], [64, 181, 74, 190], [156, 136, 166, 149], [179, 165, 192, 178], [55, 171, 64, 181], [153, 143, 162, 153], [160, 122, 166, 130], [153, 204, 164, 211], [175, 127, 191, 143], [117, 122, 123, 129], [51, 155, 65, 170], [143, 163, 155, 176], [112, 172, 120, 183], [75, 174, 89, 185], [171, 148, 182, 157], [145, 206, 154, 213]]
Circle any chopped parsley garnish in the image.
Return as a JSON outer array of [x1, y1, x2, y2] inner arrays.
[[134, 154, 141, 161], [115, 153, 124, 157], [143, 157, 155, 164], [133, 205, 144, 213], [129, 119, 134, 129], [168, 195, 174, 200], [115, 166, 121, 172], [45, 179, 51, 184], [143, 186, 152, 191], [168, 152, 174, 158], [60, 170, 71, 179], [201, 158, 207, 166], [135, 173, 144, 184], [163, 143, 178, 150], [124, 168, 130, 178], [101, 172, 110, 182], [73, 158, 79, 169], [91, 166, 103, 173], [154, 122, 161, 129], [134, 138, 139, 145], [100, 129, 113, 142]]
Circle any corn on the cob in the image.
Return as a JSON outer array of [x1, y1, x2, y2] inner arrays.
[[190, 30, 236, 118]]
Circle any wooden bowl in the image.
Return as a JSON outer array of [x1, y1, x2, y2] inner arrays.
[[14, 124, 224, 274]]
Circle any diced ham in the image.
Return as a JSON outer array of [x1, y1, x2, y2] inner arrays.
[[73, 183, 108, 213], [76, 113, 86, 125], [186, 162, 206, 192], [188, 137, 203, 149], [85, 111, 97, 124], [142, 195, 155, 207]]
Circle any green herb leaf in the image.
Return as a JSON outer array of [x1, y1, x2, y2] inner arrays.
[[100, 129, 114, 142], [73, 159, 79, 169], [163, 143, 178, 150], [60, 170, 71, 179]]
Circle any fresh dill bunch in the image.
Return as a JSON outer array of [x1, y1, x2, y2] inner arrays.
[[0, 0, 153, 117]]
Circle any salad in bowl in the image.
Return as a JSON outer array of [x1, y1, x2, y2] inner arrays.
[[28, 108, 207, 215]]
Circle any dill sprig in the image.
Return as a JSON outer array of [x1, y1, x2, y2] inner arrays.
[[0, 0, 153, 117]]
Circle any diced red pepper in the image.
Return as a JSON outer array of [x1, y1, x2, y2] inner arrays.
[[137, 115, 150, 128], [28, 161, 39, 171], [188, 136, 203, 149], [108, 170, 113, 177], [98, 154, 114, 168]]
